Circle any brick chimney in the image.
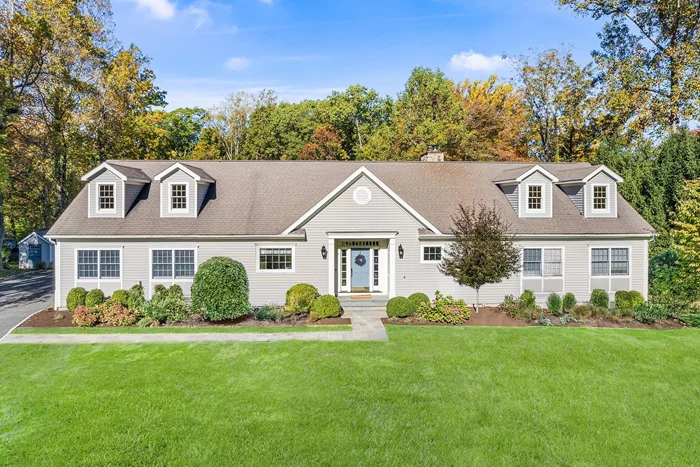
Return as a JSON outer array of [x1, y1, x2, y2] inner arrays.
[[420, 144, 445, 162]]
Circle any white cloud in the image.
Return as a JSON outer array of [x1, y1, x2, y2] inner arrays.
[[449, 50, 509, 72], [225, 57, 251, 70], [258, 0, 273, 3], [183, 4, 211, 30], [126, 0, 176, 20]]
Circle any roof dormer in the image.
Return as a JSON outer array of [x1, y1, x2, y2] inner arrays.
[[494, 165, 558, 218], [557, 165, 622, 218], [81, 162, 150, 219], [153, 162, 214, 218]]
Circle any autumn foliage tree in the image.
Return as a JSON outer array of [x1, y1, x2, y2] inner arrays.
[[299, 124, 348, 160], [670, 180, 700, 298], [439, 203, 521, 312]]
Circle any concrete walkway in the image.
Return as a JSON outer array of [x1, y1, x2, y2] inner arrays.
[[0, 309, 388, 344]]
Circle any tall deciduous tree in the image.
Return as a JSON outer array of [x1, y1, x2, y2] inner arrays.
[[298, 124, 348, 160], [559, 0, 700, 133], [670, 180, 700, 298], [439, 203, 521, 312], [513, 47, 602, 162]]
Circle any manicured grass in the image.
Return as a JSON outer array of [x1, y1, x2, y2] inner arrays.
[[1, 326, 699, 465], [13, 325, 351, 334]]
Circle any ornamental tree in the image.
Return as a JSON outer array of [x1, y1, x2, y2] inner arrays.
[[439, 203, 521, 312]]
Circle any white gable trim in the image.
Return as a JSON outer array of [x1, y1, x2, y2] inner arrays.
[[282, 166, 443, 235], [18, 231, 51, 245], [154, 162, 214, 183], [81, 162, 145, 183], [516, 165, 559, 183], [582, 165, 623, 183]]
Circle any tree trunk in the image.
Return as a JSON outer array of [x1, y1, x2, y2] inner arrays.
[[475, 287, 480, 313], [0, 191, 5, 270]]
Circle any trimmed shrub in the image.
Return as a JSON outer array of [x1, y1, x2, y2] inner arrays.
[[127, 283, 145, 310], [629, 291, 645, 308], [168, 284, 184, 302], [547, 293, 562, 316], [85, 289, 105, 307], [614, 291, 634, 317], [309, 294, 343, 321], [153, 284, 168, 297], [408, 292, 430, 314], [520, 290, 536, 308], [191, 257, 251, 321], [572, 304, 603, 320], [110, 290, 130, 308], [590, 289, 610, 310], [499, 294, 542, 321], [562, 292, 576, 312], [66, 287, 87, 313], [285, 283, 319, 315], [101, 303, 137, 327], [72, 305, 99, 327], [254, 305, 284, 321], [387, 296, 414, 318], [416, 291, 470, 324]]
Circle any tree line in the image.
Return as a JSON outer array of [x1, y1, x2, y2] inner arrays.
[[3, 0, 700, 291]]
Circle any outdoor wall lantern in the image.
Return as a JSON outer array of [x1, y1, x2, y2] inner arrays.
[[398, 244, 404, 259], [321, 245, 328, 259]]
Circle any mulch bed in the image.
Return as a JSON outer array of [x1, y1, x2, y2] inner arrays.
[[19, 308, 351, 328], [382, 306, 687, 329]]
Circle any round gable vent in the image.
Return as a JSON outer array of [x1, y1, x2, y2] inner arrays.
[[353, 186, 372, 205]]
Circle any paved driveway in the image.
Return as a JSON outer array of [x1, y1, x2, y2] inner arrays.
[[0, 271, 54, 337]]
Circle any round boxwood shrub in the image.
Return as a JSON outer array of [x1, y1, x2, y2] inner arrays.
[[285, 283, 319, 315], [153, 284, 168, 298], [66, 287, 87, 313], [590, 289, 610, 310], [520, 290, 536, 307], [110, 290, 130, 308], [547, 293, 562, 316], [168, 284, 184, 302], [85, 289, 105, 307], [408, 292, 430, 314], [309, 294, 342, 321], [562, 292, 576, 312], [191, 257, 251, 321], [387, 296, 414, 318], [629, 290, 645, 308]]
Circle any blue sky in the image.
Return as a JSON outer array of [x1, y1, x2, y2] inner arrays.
[[112, 0, 604, 109]]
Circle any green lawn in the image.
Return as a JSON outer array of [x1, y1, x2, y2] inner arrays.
[[1, 326, 699, 466], [13, 325, 351, 334]]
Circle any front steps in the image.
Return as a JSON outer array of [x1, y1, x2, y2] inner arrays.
[[339, 296, 389, 319]]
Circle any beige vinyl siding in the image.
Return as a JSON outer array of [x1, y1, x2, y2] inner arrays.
[[160, 170, 197, 218], [561, 184, 584, 214], [518, 172, 552, 218], [585, 172, 617, 218], [88, 169, 123, 218], [500, 184, 518, 212], [124, 183, 144, 215]]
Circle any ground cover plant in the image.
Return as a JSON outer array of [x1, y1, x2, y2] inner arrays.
[[1, 326, 699, 465]]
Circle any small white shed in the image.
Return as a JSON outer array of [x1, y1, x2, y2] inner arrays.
[[18, 230, 54, 269]]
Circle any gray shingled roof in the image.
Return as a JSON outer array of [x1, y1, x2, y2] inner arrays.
[[556, 165, 602, 183], [47, 161, 654, 237], [106, 163, 150, 182], [179, 163, 214, 181]]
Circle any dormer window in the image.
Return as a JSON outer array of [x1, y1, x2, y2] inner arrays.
[[527, 185, 543, 212], [593, 185, 608, 211], [170, 183, 188, 212], [97, 183, 115, 212]]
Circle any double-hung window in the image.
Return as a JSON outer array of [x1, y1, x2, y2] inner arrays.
[[591, 247, 628, 276], [422, 246, 442, 262], [523, 248, 562, 277], [593, 185, 608, 211], [152, 249, 195, 279], [77, 249, 120, 279], [170, 184, 188, 211], [97, 184, 115, 212], [259, 247, 294, 271], [527, 185, 543, 211]]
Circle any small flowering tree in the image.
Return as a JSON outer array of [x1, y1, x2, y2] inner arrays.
[[439, 202, 521, 312]]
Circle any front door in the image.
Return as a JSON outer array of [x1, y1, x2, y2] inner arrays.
[[351, 248, 370, 292]]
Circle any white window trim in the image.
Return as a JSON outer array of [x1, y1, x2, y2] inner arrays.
[[149, 248, 197, 281], [256, 244, 296, 273], [96, 182, 117, 214], [420, 243, 444, 264], [520, 246, 565, 294], [74, 248, 123, 288], [588, 246, 631, 293], [525, 183, 546, 214], [168, 182, 189, 214], [591, 184, 610, 213]]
